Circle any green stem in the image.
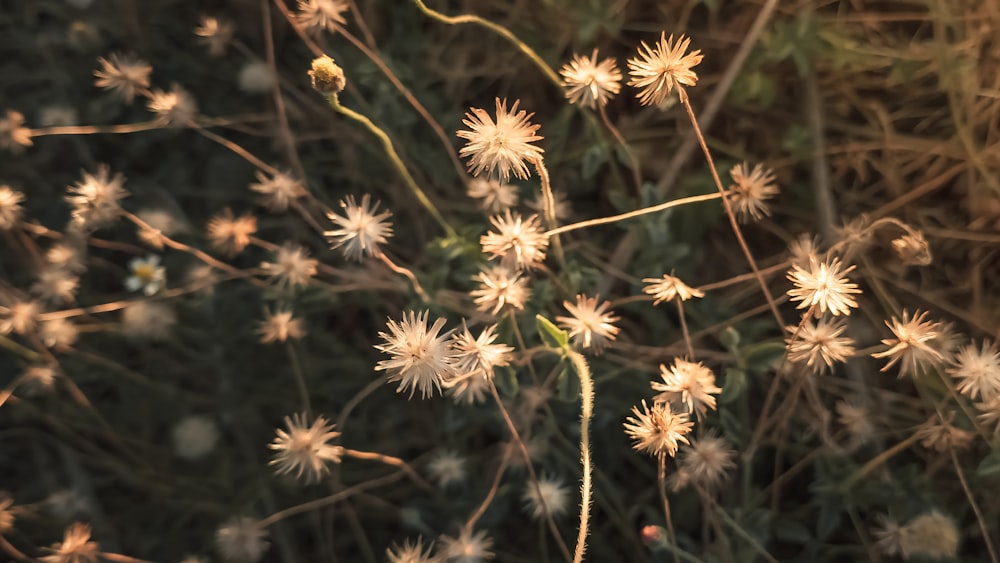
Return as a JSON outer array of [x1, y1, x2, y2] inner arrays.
[[326, 94, 456, 238], [567, 350, 594, 563], [716, 507, 779, 563]]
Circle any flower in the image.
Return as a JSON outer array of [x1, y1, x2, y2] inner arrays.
[[449, 323, 513, 380], [238, 61, 276, 94], [41, 522, 99, 563], [260, 244, 317, 289], [147, 84, 197, 126], [916, 413, 973, 452], [387, 537, 436, 563], [172, 415, 219, 460], [93, 53, 151, 103], [121, 301, 176, 340], [786, 256, 861, 317], [374, 311, 455, 399], [785, 316, 856, 374], [447, 368, 491, 405], [41, 318, 79, 349], [527, 189, 572, 221], [457, 98, 544, 183], [559, 49, 623, 109], [215, 517, 269, 563], [33, 267, 79, 304], [470, 266, 531, 315], [788, 233, 820, 268], [892, 231, 932, 266], [948, 340, 1000, 401], [427, 450, 466, 488], [900, 512, 960, 560], [250, 171, 305, 211], [480, 211, 549, 271], [642, 273, 704, 304], [673, 432, 736, 491], [269, 413, 343, 483], [308, 55, 346, 95], [522, 475, 571, 520], [624, 400, 693, 460], [325, 195, 393, 261], [66, 165, 128, 229], [835, 401, 873, 448], [627, 33, 703, 106], [257, 309, 306, 343], [556, 294, 620, 352], [0, 185, 25, 229], [0, 110, 32, 152], [207, 209, 257, 256], [871, 310, 946, 378], [136, 207, 183, 248], [125, 254, 166, 296], [0, 298, 39, 335], [195, 16, 235, 57], [728, 162, 779, 222], [467, 178, 518, 214], [438, 528, 495, 563], [0, 494, 13, 533], [295, 0, 349, 34], [651, 359, 721, 418]]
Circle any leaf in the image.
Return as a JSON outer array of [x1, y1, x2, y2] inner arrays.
[[494, 366, 519, 398], [536, 314, 569, 349], [580, 144, 606, 180], [977, 449, 1000, 478], [719, 326, 741, 351], [556, 365, 580, 402], [741, 341, 787, 373], [719, 367, 747, 405]]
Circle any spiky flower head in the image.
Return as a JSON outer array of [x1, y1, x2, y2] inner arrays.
[[471, 266, 531, 315], [0, 185, 25, 229], [195, 16, 236, 57], [627, 33, 703, 106], [785, 316, 856, 374], [427, 450, 466, 488], [260, 244, 317, 289], [449, 322, 513, 381], [457, 98, 544, 183], [651, 359, 721, 418], [207, 209, 257, 256], [93, 53, 151, 103], [215, 517, 269, 563], [387, 537, 436, 563], [624, 400, 694, 460], [786, 256, 861, 317], [257, 309, 306, 343], [41, 522, 99, 563], [728, 162, 779, 222], [559, 49, 623, 109], [66, 165, 128, 229], [642, 273, 704, 304], [437, 528, 495, 563], [522, 475, 571, 520], [871, 309, 946, 378], [556, 294, 620, 352], [948, 340, 1000, 401], [374, 310, 456, 399], [296, 0, 349, 34], [268, 413, 343, 484], [308, 55, 346, 95], [480, 211, 549, 271], [250, 171, 306, 212], [673, 432, 736, 491], [147, 84, 198, 127], [467, 178, 518, 214], [325, 194, 393, 261], [892, 231, 932, 267]]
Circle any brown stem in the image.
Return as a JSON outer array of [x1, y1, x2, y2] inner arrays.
[[950, 446, 1000, 563]]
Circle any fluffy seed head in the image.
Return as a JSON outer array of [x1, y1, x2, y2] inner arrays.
[[728, 162, 779, 222], [480, 211, 549, 271], [66, 165, 128, 229], [427, 450, 466, 488], [374, 310, 456, 399], [250, 171, 306, 212], [652, 359, 721, 418], [0, 185, 25, 229], [0, 110, 32, 152], [257, 309, 306, 344], [296, 0, 349, 34], [387, 537, 436, 563], [673, 432, 736, 491], [467, 178, 518, 214], [41, 522, 99, 563], [269, 413, 343, 484], [785, 316, 856, 374], [260, 244, 317, 289], [438, 528, 495, 563], [195, 16, 235, 57], [559, 49, 623, 109], [786, 256, 861, 317], [627, 33, 703, 106], [892, 231, 932, 267], [471, 266, 531, 315], [642, 273, 704, 304], [556, 294, 620, 352], [207, 209, 257, 256], [93, 53, 151, 103], [457, 98, 544, 183], [948, 340, 1000, 401], [522, 475, 571, 520], [172, 415, 220, 460], [215, 517, 269, 563], [871, 309, 946, 378], [325, 195, 393, 261], [624, 400, 694, 460], [147, 84, 198, 126]]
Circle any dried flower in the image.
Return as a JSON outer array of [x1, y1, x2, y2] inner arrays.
[[642, 273, 704, 304], [728, 162, 778, 222], [308, 55, 346, 95], [33, 267, 79, 304], [0, 185, 25, 229], [325, 195, 393, 261], [438, 528, 495, 563], [786, 256, 861, 317], [0, 110, 32, 152], [260, 244, 317, 289], [207, 209, 257, 256], [0, 298, 39, 335], [66, 165, 128, 229], [470, 266, 530, 315], [916, 414, 973, 452], [835, 401, 873, 448], [652, 359, 721, 418], [556, 294, 620, 352], [375, 310, 455, 399], [136, 207, 183, 248], [257, 309, 306, 343], [624, 400, 693, 460], [125, 254, 166, 296], [41, 318, 79, 349], [673, 432, 736, 491], [93, 53, 151, 103], [250, 171, 306, 212], [892, 231, 932, 267], [446, 367, 491, 405], [788, 233, 820, 268], [387, 537, 436, 563], [457, 98, 544, 183], [296, 0, 349, 34], [238, 61, 276, 94], [41, 522, 99, 563], [871, 310, 946, 378], [948, 340, 1000, 401], [121, 301, 176, 340], [449, 323, 512, 380], [480, 211, 549, 271], [901, 512, 960, 560], [785, 316, 856, 374], [215, 517, 269, 563], [195, 16, 235, 57], [627, 33, 703, 106], [172, 415, 219, 460], [559, 49, 623, 109], [147, 84, 197, 126], [427, 450, 466, 488], [467, 178, 518, 214], [527, 189, 572, 221], [269, 413, 343, 483], [522, 475, 571, 520]]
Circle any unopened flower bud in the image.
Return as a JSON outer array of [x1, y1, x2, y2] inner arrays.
[[308, 55, 345, 95]]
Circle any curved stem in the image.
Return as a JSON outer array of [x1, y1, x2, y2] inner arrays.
[[950, 446, 1000, 563], [566, 350, 594, 563], [464, 446, 512, 532], [531, 156, 563, 265], [260, 470, 406, 527], [342, 448, 433, 493], [597, 104, 642, 194], [378, 254, 430, 302], [545, 192, 722, 237], [285, 342, 311, 414]]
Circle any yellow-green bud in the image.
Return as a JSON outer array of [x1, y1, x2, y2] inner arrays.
[[308, 55, 346, 96]]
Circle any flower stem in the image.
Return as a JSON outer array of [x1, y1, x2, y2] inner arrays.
[[566, 350, 594, 563], [545, 192, 722, 237]]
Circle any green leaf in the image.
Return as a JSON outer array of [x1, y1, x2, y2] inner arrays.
[[719, 367, 747, 405], [494, 366, 519, 398], [719, 326, 741, 351], [741, 341, 787, 373], [977, 449, 1000, 478], [580, 144, 606, 179], [536, 314, 569, 349], [556, 365, 580, 402]]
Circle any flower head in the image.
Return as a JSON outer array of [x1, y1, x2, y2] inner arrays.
[[438, 528, 494, 563], [93, 53, 151, 103], [728, 162, 778, 222], [121, 301, 176, 340], [172, 415, 219, 460], [148, 84, 197, 126], [522, 475, 571, 520], [387, 537, 436, 563], [652, 359, 721, 418], [480, 211, 549, 271], [786, 256, 861, 317], [215, 517, 269, 563], [207, 209, 257, 256], [33, 267, 79, 304], [871, 310, 946, 378], [948, 340, 1000, 401], [559, 50, 623, 109], [471, 266, 531, 315], [627, 33, 703, 106], [624, 400, 693, 460], [195, 16, 235, 57], [125, 254, 166, 296], [250, 171, 306, 212], [41, 318, 79, 349], [556, 294, 620, 352], [673, 432, 736, 491], [375, 311, 455, 399], [892, 231, 932, 267], [308, 55, 346, 95], [0, 185, 25, 229], [269, 413, 343, 483], [295, 0, 349, 34], [467, 178, 518, 214], [457, 98, 544, 183], [257, 309, 306, 343], [41, 522, 99, 563], [0, 298, 39, 335], [66, 165, 128, 229], [0, 110, 32, 152], [642, 273, 704, 304], [325, 195, 393, 261], [427, 450, 466, 488], [785, 316, 856, 374], [238, 61, 276, 94], [449, 323, 513, 380], [260, 244, 317, 289]]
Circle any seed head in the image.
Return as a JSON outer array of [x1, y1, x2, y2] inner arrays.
[[673, 432, 736, 491], [652, 359, 721, 418], [948, 340, 1000, 401], [522, 475, 571, 520], [215, 517, 269, 563], [66, 165, 128, 229], [786, 256, 861, 317], [147, 84, 198, 126], [0, 110, 32, 153], [195, 16, 235, 57], [556, 294, 620, 352], [480, 211, 549, 271], [467, 177, 518, 214], [437, 528, 495, 563], [871, 309, 946, 378], [260, 244, 317, 289], [627, 33, 703, 106], [470, 266, 531, 315], [268, 413, 343, 483], [427, 450, 466, 488], [642, 273, 704, 304], [325, 194, 393, 261], [93, 53, 151, 103], [624, 400, 693, 460], [41, 522, 99, 563], [374, 310, 456, 399], [207, 209, 257, 256], [257, 309, 307, 344], [457, 98, 544, 183], [296, 0, 349, 34], [0, 185, 25, 229], [387, 537, 436, 563], [785, 316, 856, 374], [250, 171, 306, 212], [728, 162, 779, 222], [559, 49, 623, 109]]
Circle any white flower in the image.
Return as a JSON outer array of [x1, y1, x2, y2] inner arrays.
[[949, 340, 1000, 401], [249, 171, 305, 212], [556, 294, 620, 352], [560, 49, 623, 109], [268, 413, 343, 484], [786, 256, 861, 317], [215, 517, 269, 563], [480, 211, 549, 271], [470, 266, 531, 315], [626, 33, 703, 106], [125, 254, 166, 295], [642, 273, 704, 304], [457, 98, 544, 183], [522, 475, 571, 520], [325, 195, 393, 261], [438, 528, 494, 563], [651, 359, 721, 418], [374, 311, 456, 399], [66, 165, 128, 229]]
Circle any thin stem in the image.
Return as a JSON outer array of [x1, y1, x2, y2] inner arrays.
[[464, 446, 512, 532], [597, 104, 643, 194], [326, 94, 456, 238], [342, 448, 433, 493], [675, 297, 694, 360], [260, 470, 406, 527], [285, 342, 311, 414], [658, 456, 680, 563], [716, 507, 780, 563], [531, 156, 564, 264], [678, 86, 784, 329], [195, 127, 280, 176], [842, 433, 921, 489], [0, 375, 26, 408], [566, 350, 594, 563], [545, 192, 722, 237], [409, 0, 561, 87], [122, 211, 247, 278], [949, 446, 1000, 563], [507, 309, 540, 385], [378, 254, 430, 302]]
